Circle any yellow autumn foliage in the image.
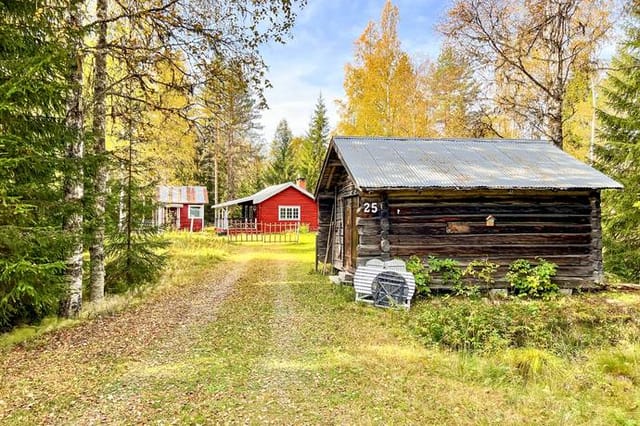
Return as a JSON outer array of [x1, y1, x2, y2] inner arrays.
[[337, 1, 430, 137]]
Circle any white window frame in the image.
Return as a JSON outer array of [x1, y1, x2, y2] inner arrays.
[[278, 205, 300, 221], [188, 205, 204, 219]]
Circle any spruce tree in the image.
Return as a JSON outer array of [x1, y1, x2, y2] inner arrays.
[[299, 95, 330, 192], [0, 1, 71, 329], [597, 3, 640, 281], [264, 120, 296, 185], [103, 81, 168, 294]]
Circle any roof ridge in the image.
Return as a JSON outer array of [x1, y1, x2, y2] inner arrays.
[[212, 181, 314, 208], [333, 136, 551, 144], [158, 184, 208, 188]]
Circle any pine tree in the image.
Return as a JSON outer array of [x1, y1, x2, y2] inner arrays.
[[425, 45, 481, 137], [597, 4, 640, 281], [298, 94, 330, 192], [264, 120, 296, 185], [0, 1, 71, 329], [196, 59, 264, 206]]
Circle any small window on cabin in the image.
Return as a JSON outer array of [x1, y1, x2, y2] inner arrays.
[[188, 205, 203, 219], [279, 206, 300, 221]]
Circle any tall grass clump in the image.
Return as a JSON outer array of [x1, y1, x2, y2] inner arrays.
[[595, 345, 640, 384], [168, 231, 228, 266], [500, 348, 562, 382]]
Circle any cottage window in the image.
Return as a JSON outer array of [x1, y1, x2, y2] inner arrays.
[[279, 206, 300, 221], [188, 205, 204, 219]]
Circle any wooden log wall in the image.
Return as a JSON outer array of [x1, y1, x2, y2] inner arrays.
[[590, 192, 604, 285], [315, 194, 334, 269], [315, 168, 360, 272], [356, 193, 383, 268], [378, 189, 602, 289], [333, 194, 344, 268], [333, 178, 360, 271]]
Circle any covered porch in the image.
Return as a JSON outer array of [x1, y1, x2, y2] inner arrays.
[[212, 200, 257, 232]]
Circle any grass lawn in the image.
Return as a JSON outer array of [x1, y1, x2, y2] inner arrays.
[[1, 231, 639, 424]]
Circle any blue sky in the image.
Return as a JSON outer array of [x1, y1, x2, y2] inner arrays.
[[258, 0, 449, 143]]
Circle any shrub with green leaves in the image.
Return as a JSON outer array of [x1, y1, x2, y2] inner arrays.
[[407, 256, 500, 298], [428, 256, 463, 288], [506, 258, 559, 298], [406, 255, 430, 296], [456, 259, 499, 298], [463, 259, 499, 288]]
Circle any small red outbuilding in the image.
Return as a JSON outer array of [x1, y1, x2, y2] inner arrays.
[[212, 179, 318, 231], [155, 186, 208, 231]]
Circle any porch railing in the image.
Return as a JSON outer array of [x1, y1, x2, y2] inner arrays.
[[223, 221, 300, 243]]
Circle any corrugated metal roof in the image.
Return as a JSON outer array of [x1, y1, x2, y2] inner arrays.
[[158, 186, 209, 204], [332, 137, 623, 190], [212, 182, 314, 209]]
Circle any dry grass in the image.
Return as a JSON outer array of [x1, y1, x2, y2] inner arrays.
[[0, 232, 638, 424]]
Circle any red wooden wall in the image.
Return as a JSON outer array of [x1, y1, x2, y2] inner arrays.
[[178, 204, 204, 231], [257, 187, 318, 230]]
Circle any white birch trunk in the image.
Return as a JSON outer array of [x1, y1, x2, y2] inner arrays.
[[89, 0, 108, 302], [118, 162, 126, 231], [62, 2, 85, 318]]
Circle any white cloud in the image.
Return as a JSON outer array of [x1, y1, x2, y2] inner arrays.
[[260, 65, 341, 142]]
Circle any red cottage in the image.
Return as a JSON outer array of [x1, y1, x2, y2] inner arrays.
[[212, 179, 318, 231], [155, 186, 208, 231]]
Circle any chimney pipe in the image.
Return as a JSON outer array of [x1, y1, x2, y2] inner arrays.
[[295, 177, 306, 189]]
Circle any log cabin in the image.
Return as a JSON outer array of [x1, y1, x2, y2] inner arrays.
[[314, 136, 622, 289]]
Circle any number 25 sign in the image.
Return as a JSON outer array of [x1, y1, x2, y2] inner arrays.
[[362, 201, 379, 214]]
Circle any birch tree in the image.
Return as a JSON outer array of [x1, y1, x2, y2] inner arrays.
[[62, 0, 85, 317], [337, 0, 426, 137], [89, 0, 108, 302], [441, 0, 612, 149], [84, 0, 305, 299]]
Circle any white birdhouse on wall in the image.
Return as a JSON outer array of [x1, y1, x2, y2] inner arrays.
[[486, 215, 495, 227]]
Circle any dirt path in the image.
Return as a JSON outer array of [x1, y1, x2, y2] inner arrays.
[[0, 255, 248, 424], [0, 241, 334, 424], [247, 260, 307, 419]]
